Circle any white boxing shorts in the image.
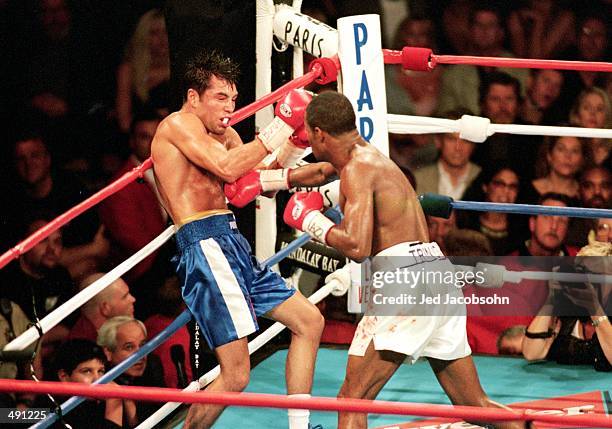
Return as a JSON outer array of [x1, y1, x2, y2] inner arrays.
[[348, 241, 471, 363]]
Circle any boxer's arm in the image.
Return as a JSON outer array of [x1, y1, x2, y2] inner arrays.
[[287, 162, 337, 188], [166, 113, 269, 183], [326, 161, 374, 262]]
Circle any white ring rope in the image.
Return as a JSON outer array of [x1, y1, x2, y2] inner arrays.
[[3, 225, 177, 352], [387, 114, 612, 142], [135, 279, 341, 429], [455, 263, 612, 288]]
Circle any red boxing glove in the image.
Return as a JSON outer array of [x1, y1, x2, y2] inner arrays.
[[277, 125, 310, 168], [283, 192, 335, 244], [258, 89, 312, 153], [290, 125, 310, 149], [225, 169, 291, 208]]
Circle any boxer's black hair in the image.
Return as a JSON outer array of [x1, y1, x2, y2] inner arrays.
[[306, 91, 356, 136], [182, 50, 240, 101]]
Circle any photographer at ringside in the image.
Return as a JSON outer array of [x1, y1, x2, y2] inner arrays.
[[522, 241, 611, 371]]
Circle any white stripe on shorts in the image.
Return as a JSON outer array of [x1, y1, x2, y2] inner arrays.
[[200, 238, 256, 339]]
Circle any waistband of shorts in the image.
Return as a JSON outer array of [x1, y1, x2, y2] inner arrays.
[[175, 211, 238, 250], [371, 241, 444, 272], [374, 241, 425, 257]]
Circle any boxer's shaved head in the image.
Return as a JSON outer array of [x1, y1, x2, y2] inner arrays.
[[306, 92, 356, 136]]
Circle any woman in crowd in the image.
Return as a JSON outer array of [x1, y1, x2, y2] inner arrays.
[[570, 87, 612, 167], [115, 9, 170, 133], [458, 164, 524, 255], [523, 135, 586, 203]]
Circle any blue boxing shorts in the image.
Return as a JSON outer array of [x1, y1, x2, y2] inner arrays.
[[173, 211, 296, 349]]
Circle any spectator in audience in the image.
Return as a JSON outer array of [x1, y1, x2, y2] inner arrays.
[[509, 193, 579, 257], [458, 164, 524, 255], [569, 87, 611, 167], [413, 110, 481, 199], [472, 72, 546, 181], [68, 273, 136, 342], [386, 15, 441, 117], [438, 5, 528, 116], [522, 241, 611, 371], [562, 14, 610, 100], [0, 215, 75, 358], [0, 298, 42, 408], [0, 215, 72, 320], [480, 72, 521, 126], [144, 276, 193, 389], [426, 212, 457, 255], [593, 218, 612, 243], [497, 325, 526, 356], [98, 316, 165, 422], [443, 228, 493, 257], [519, 69, 565, 125], [439, 0, 474, 55], [5, 133, 110, 281], [567, 166, 612, 248], [51, 339, 132, 428], [99, 109, 166, 284], [524, 135, 586, 203], [507, 0, 575, 59], [115, 9, 170, 134]]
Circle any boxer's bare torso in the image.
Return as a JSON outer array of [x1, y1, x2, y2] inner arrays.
[[151, 111, 241, 224]]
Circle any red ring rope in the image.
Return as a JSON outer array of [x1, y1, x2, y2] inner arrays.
[[384, 47, 612, 72], [1, 380, 610, 427], [229, 62, 325, 126]]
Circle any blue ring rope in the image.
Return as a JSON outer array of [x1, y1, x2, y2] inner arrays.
[[452, 200, 612, 219]]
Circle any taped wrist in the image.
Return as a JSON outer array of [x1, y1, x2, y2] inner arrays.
[[302, 211, 334, 244], [259, 169, 291, 192], [258, 117, 294, 153]]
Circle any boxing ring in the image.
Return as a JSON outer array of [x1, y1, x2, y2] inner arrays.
[[1, 0, 611, 428]]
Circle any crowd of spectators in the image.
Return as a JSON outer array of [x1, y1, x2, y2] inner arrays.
[[0, 0, 610, 420]]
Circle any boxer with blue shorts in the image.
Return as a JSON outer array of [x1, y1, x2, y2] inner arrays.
[[151, 50, 323, 429], [174, 211, 295, 349]]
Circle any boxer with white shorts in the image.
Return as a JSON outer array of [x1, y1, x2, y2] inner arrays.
[[277, 91, 530, 429]]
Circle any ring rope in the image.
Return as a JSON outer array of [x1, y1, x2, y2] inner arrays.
[[452, 200, 612, 219], [383, 47, 612, 72], [2, 379, 610, 428], [31, 208, 342, 429], [135, 279, 340, 429], [228, 59, 334, 126], [387, 114, 612, 142], [419, 193, 612, 220], [3, 226, 177, 352], [452, 263, 612, 289]]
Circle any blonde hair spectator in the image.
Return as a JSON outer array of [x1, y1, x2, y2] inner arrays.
[[116, 9, 170, 132]]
